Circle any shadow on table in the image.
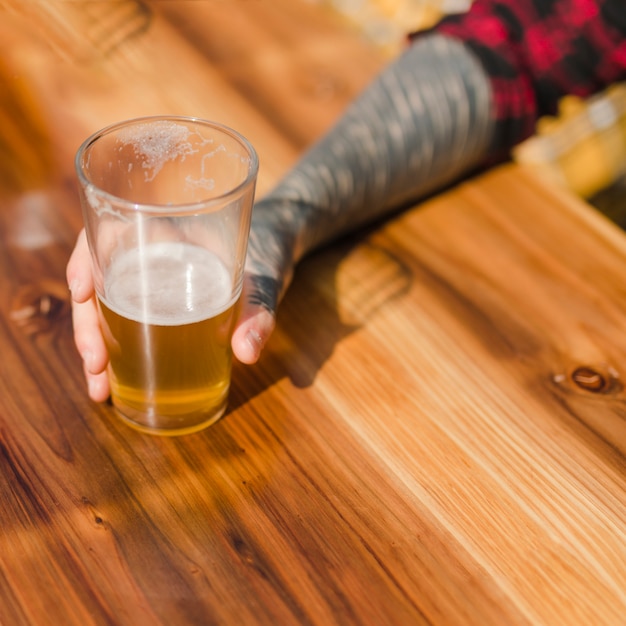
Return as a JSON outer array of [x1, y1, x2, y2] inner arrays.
[[227, 231, 413, 413]]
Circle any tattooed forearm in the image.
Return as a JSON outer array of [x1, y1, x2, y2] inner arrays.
[[244, 198, 304, 311], [255, 34, 494, 265], [243, 34, 494, 317]]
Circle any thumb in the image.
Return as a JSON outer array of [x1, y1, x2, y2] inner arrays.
[[231, 273, 278, 364]]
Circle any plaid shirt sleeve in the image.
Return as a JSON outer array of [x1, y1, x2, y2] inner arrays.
[[412, 0, 626, 155]]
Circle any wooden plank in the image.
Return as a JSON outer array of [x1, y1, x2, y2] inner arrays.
[[150, 0, 386, 148], [0, 1, 625, 624]]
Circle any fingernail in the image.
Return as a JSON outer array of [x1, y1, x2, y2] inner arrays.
[[246, 329, 263, 359]]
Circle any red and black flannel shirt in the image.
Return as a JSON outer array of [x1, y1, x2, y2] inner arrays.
[[417, 0, 626, 156]]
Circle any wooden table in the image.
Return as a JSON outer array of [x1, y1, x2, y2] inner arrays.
[[1, 2, 625, 625]]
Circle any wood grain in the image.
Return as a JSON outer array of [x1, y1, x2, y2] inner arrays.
[[0, 1, 625, 625]]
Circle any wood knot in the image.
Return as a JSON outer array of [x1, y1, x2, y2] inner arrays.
[[553, 363, 622, 395], [10, 280, 70, 335], [571, 367, 607, 392]]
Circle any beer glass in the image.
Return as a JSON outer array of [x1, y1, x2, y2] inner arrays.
[[75, 116, 258, 436]]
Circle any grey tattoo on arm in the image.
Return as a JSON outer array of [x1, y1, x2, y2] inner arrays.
[[244, 33, 494, 314], [245, 199, 302, 312]]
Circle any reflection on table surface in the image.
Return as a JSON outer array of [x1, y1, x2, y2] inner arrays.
[[1, 2, 626, 625]]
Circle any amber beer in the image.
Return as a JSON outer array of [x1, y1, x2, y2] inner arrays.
[[97, 241, 238, 435]]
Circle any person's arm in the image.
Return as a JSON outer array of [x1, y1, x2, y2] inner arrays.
[[236, 0, 626, 364], [242, 33, 494, 330]]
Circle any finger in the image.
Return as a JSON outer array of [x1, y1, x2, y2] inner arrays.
[[232, 273, 278, 364], [232, 303, 276, 364], [66, 229, 94, 303], [71, 294, 109, 376], [83, 363, 111, 403]]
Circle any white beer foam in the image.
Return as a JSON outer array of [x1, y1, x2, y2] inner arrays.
[[117, 121, 199, 182], [103, 242, 234, 326]]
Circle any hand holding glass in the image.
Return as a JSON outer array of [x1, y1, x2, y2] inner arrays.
[[75, 117, 258, 436]]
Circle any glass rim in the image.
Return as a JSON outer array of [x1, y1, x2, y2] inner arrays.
[[75, 115, 259, 214]]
